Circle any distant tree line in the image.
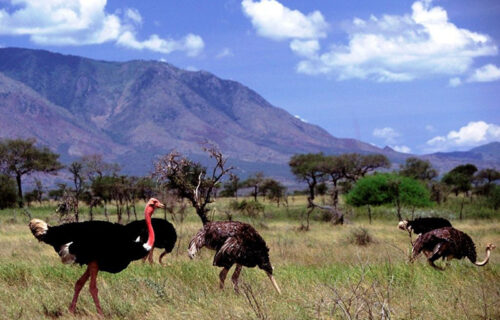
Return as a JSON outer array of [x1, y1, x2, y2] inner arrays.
[[0, 138, 498, 227]]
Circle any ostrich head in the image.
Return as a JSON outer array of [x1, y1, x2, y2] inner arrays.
[[486, 243, 496, 251], [398, 220, 410, 231], [146, 198, 165, 209], [258, 249, 281, 294], [29, 218, 48, 240]]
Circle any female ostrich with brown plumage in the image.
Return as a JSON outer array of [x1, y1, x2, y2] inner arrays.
[[412, 227, 495, 270], [188, 221, 281, 294]]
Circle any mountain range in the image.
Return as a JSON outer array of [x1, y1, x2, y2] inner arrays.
[[0, 47, 498, 183]]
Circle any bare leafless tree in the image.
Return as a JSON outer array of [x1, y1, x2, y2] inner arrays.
[[153, 144, 233, 225]]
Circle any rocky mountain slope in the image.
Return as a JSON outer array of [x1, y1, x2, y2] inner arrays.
[[0, 47, 497, 179]]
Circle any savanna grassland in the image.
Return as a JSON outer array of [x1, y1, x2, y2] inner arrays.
[[0, 196, 499, 320]]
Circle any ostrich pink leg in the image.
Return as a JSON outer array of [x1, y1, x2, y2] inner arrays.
[[219, 267, 229, 289], [231, 264, 242, 294], [69, 266, 90, 313], [88, 261, 103, 316]]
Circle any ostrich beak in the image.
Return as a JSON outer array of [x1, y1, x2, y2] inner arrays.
[[157, 202, 165, 208], [266, 272, 282, 295]]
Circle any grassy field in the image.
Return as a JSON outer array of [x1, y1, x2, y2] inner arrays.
[[0, 197, 499, 319]]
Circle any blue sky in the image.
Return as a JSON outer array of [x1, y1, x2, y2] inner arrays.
[[0, 0, 499, 154]]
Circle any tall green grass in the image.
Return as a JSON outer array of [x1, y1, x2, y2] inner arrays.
[[0, 197, 498, 319]]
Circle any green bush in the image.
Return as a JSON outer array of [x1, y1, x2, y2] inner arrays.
[[0, 174, 17, 209]]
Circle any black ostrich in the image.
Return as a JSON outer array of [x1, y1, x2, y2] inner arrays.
[[124, 218, 177, 264], [398, 217, 452, 235], [411, 227, 495, 270], [188, 221, 281, 294], [28, 198, 164, 315]]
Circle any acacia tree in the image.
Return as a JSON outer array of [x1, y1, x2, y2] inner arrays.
[[442, 164, 477, 219], [68, 161, 85, 221], [337, 153, 391, 181], [399, 157, 438, 181], [289, 153, 326, 230], [153, 145, 233, 225], [0, 138, 62, 207], [474, 168, 500, 196], [260, 178, 287, 207], [243, 172, 265, 202], [220, 173, 241, 199]]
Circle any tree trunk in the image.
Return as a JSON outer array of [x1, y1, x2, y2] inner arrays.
[[104, 202, 109, 221], [367, 205, 372, 225], [459, 197, 465, 220], [196, 207, 209, 225], [16, 173, 24, 208], [396, 200, 402, 221]]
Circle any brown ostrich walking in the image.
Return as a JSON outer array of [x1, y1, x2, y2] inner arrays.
[[188, 221, 281, 294], [412, 227, 495, 270]]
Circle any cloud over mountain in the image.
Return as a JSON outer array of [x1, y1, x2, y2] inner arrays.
[[0, 0, 204, 56]]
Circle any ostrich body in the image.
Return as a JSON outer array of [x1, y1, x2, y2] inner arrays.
[[124, 218, 177, 264], [398, 217, 452, 235], [29, 198, 164, 315], [188, 221, 281, 294], [412, 227, 495, 270]]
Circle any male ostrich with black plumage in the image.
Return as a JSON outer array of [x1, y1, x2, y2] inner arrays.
[[398, 217, 452, 235], [411, 227, 495, 270], [188, 221, 281, 294], [124, 218, 177, 264], [29, 198, 164, 315]]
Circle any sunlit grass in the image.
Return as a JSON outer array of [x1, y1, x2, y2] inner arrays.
[[0, 197, 499, 319]]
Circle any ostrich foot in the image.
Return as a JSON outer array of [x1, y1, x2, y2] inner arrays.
[[428, 260, 445, 270]]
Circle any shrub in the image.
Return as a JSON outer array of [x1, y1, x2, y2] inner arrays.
[[348, 227, 374, 246], [0, 174, 17, 209], [228, 199, 264, 218]]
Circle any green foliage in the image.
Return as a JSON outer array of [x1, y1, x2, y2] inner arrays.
[[346, 173, 432, 219], [0, 174, 17, 209], [399, 157, 438, 180], [228, 199, 265, 218], [487, 185, 500, 210], [346, 174, 391, 207], [0, 138, 62, 207], [442, 163, 478, 195], [260, 178, 286, 205], [289, 153, 325, 199], [474, 168, 500, 196]]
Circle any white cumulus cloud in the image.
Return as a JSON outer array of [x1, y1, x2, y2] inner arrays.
[[391, 145, 411, 153], [373, 127, 400, 144], [269, 0, 498, 82], [241, 0, 328, 40], [216, 48, 234, 58], [426, 121, 500, 152], [467, 64, 500, 83], [448, 77, 462, 87], [0, 0, 204, 56]]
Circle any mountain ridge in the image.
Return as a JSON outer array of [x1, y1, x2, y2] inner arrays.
[[0, 47, 497, 180]]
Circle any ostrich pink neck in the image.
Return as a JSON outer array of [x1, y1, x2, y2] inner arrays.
[[144, 206, 155, 250]]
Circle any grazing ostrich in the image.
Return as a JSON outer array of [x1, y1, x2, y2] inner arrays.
[[188, 221, 281, 294], [411, 227, 495, 270], [398, 217, 452, 235], [124, 218, 177, 264], [28, 198, 164, 315]]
